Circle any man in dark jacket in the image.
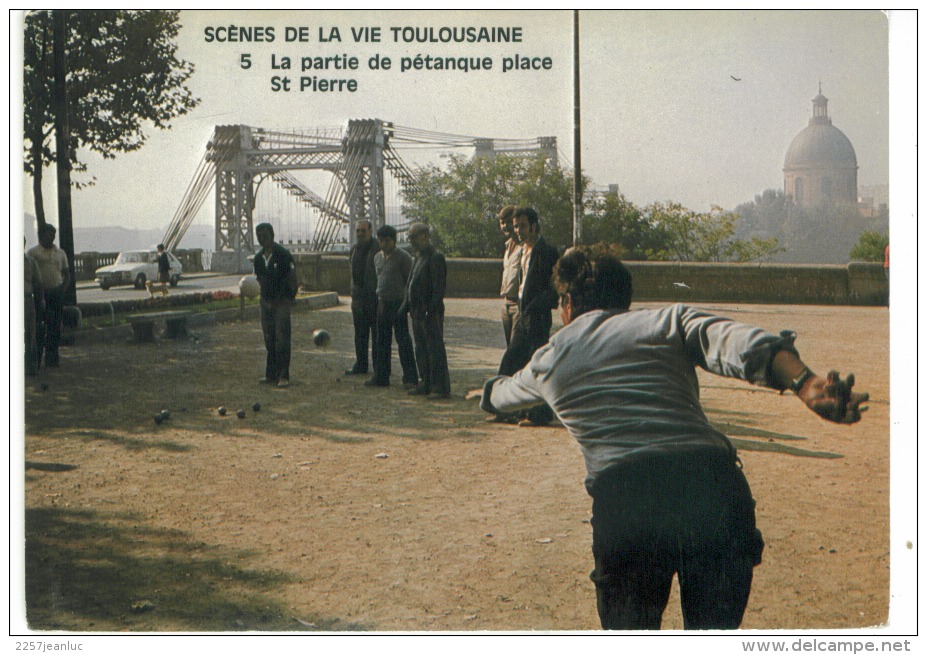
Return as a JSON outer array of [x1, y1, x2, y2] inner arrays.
[[254, 223, 298, 387], [346, 220, 380, 376], [401, 223, 450, 399], [156, 244, 171, 283], [498, 206, 559, 425]]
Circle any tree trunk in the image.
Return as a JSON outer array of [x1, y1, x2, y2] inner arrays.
[[52, 9, 76, 304], [30, 132, 46, 233]]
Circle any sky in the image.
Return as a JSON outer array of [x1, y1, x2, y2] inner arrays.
[[16, 10, 903, 239]]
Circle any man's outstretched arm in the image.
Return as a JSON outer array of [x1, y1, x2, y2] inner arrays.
[[770, 349, 869, 424]]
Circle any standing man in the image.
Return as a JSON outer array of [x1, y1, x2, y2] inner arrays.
[[346, 220, 380, 376], [254, 223, 298, 388], [401, 223, 451, 399], [480, 244, 869, 630], [367, 225, 418, 389], [156, 243, 171, 286], [28, 224, 69, 369], [498, 205, 522, 347], [498, 206, 559, 425], [24, 242, 44, 376]]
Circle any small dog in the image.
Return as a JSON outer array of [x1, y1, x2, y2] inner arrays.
[[146, 280, 169, 298]]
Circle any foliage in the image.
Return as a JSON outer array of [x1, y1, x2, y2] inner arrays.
[[638, 201, 782, 262], [401, 154, 576, 257], [581, 191, 655, 259], [77, 290, 241, 320], [733, 188, 791, 241], [849, 230, 889, 262], [23, 10, 199, 222]]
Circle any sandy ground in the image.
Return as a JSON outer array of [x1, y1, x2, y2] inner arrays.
[[21, 298, 890, 632]]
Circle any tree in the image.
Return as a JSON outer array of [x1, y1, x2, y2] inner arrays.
[[581, 190, 658, 259], [401, 154, 575, 257], [849, 230, 889, 262], [645, 201, 782, 262], [23, 10, 199, 228]]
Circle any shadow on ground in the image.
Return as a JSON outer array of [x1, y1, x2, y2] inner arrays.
[[24, 506, 370, 632]]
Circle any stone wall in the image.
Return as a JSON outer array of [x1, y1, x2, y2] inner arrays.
[[293, 254, 888, 306]]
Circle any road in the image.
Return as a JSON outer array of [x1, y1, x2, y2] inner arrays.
[[77, 273, 247, 304]]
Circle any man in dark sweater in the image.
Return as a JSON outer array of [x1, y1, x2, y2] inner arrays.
[[346, 220, 380, 376], [401, 223, 450, 399], [367, 224, 417, 388], [254, 223, 298, 387]]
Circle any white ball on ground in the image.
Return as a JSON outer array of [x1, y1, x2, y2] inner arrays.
[[239, 275, 261, 299]]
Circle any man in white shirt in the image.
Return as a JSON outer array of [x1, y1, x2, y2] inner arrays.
[[28, 224, 70, 368], [497, 205, 522, 347]]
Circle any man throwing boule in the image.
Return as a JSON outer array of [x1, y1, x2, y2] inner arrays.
[[480, 243, 869, 630]]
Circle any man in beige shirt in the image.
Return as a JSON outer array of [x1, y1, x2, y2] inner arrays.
[[498, 205, 522, 347], [28, 224, 70, 368]]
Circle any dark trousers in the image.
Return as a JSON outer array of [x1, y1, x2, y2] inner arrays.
[[35, 285, 64, 367], [498, 309, 554, 423], [411, 309, 450, 394], [501, 299, 519, 347], [260, 298, 292, 381], [25, 296, 37, 376], [589, 447, 763, 630], [373, 298, 418, 385], [350, 293, 378, 373]]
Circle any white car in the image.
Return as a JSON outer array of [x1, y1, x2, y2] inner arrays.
[[95, 249, 183, 290]]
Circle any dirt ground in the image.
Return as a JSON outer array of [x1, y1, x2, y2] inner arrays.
[[20, 297, 890, 632]]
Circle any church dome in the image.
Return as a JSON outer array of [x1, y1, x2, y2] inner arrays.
[[783, 92, 857, 171]]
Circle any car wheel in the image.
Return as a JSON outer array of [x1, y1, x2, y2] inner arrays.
[[134, 273, 147, 290], [100, 282, 111, 290], [170, 275, 180, 287]]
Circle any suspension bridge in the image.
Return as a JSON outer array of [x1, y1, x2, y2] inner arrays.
[[160, 120, 564, 271]]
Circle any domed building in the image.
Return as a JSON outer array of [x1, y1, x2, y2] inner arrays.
[[783, 88, 858, 210]]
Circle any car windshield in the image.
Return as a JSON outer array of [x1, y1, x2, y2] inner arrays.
[[115, 252, 148, 264]]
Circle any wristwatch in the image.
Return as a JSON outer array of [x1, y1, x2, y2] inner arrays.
[[790, 367, 814, 395]]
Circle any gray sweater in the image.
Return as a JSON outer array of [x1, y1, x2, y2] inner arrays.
[[482, 304, 797, 493], [374, 248, 413, 302]]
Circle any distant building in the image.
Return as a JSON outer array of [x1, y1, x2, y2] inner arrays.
[[783, 87, 858, 211], [858, 183, 889, 219]]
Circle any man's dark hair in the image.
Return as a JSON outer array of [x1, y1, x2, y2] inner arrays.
[[553, 243, 633, 316], [256, 222, 275, 238], [40, 224, 56, 237], [498, 205, 516, 222], [157, 243, 165, 250], [377, 224, 397, 241], [513, 206, 540, 226]]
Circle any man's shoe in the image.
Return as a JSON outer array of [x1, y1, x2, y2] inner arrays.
[[259, 377, 278, 385], [344, 368, 367, 376], [485, 414, 516, 424], [277, 379, 290, 388], [364, 377, 389, 387], [518, 418, 550, 428], [408, 385, 431, 396], [427, 391, 451, 400]]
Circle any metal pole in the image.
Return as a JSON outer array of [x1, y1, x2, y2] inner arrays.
[[572, 10, 583, 246]]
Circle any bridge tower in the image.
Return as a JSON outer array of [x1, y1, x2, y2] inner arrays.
[[207, 121, 388, 271], [343, 119, 388, 243], [212, 126, 257, 269]]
